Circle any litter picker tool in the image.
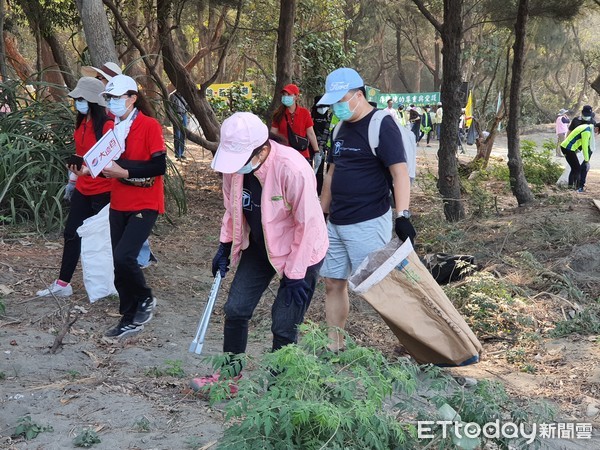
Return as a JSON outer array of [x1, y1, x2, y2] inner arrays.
[[189, 272, 222, 355]]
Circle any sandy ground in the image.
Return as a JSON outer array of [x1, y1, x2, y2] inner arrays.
[[1, 125, 600, 449]]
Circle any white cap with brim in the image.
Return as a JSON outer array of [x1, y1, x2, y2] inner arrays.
[[101, 74, 138, 97], [211, 112, 269, 174], [317, 68, 364, 105], [68, 77, 106, 107], [81, 62, 122, 80], [557, 108, 568, 116]]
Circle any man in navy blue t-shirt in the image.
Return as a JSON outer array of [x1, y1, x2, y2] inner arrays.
[[317, 68, 416, 351]]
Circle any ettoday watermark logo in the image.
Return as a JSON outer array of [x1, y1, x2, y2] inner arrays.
[[418, 420, 593, 444]]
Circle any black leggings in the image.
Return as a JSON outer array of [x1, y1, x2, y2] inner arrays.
[[109, 208, 158, 321], [59, 189, 110, 283]]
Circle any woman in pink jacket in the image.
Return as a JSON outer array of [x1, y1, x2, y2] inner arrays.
[[191, 112, 327, 391]]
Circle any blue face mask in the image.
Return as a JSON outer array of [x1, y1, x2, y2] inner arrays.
[[332, 92, 358, 121], [281, 95, 295, 107], [236, 159, 260, 174], [75, 99, 89, 115], [108, 97, 129, 118]]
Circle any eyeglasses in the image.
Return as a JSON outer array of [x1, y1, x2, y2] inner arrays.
[[102, 94, 129, 101], [96, 76, 106, 81]]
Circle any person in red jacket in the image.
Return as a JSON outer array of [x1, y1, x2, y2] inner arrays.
[[37, 77, 113, 297], [270, 83, 319, 163], [99, 75, 166, 338]]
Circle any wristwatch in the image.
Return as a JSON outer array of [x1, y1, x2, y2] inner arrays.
[[397, 210, 411, 219]]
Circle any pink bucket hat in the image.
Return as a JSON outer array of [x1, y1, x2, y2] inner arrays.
[[211, 112, 269, 174]]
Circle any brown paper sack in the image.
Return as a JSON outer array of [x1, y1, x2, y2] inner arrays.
[[349, 238, 483, 366]]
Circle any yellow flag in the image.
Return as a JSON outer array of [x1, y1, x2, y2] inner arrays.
[[464, 90, 473, 128]]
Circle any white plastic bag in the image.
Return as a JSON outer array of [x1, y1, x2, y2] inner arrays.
[[77, 204, 117, 302]]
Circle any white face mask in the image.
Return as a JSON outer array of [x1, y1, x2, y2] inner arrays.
[[75, 99, 89, 115], [317, 106, 328, 115], [236, 159, 260, 174], [108, 97, 131, 118]]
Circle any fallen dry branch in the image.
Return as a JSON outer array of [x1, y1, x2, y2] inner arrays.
[[49, 313, 79, 354]]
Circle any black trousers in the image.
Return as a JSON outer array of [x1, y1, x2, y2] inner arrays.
[[222, 242, 323, 356], [562, 149, 581, 188], [109, 208, 158, 322], [59, 189, 110, 283]]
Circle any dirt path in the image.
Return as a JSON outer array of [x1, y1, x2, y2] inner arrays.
[[2, 129, 600, 449]]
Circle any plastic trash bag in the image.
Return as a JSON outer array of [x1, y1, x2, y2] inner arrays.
[[77, 204, 117, 302]]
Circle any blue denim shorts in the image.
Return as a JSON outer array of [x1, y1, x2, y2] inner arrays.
[[320, 209, 392, 280]]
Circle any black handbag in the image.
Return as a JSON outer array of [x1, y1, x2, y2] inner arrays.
[[285, 114, 309, 151]]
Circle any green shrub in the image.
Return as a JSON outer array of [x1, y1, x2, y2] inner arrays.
[[521, 139, 563, 187], [201, 322, 553, 449], [0, 81, 74, 232], [444, 271, 527, 337], [486, 139, 562, 190], [208, 82, 271, 122], [551, 300, 600, 337]]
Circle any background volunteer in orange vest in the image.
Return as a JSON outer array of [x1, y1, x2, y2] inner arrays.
[[100, 75, 166, 339], [270, 84, 319, 164]]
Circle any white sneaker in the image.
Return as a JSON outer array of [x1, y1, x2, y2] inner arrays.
[[36, 280, 73, 297]]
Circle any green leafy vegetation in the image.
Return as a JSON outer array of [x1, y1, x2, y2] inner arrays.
[[208, 82, 272, 121], [145, 359, 186, 378], [200, 323, 553, 449], [132, 416, 151, 432], [0, 81, 74, 232], [551, 300, 600, 337], [73, 428, 101, 447], [488, 139, 563, 190], [12, 415, 53, 441], [445, 271, 528, 337]]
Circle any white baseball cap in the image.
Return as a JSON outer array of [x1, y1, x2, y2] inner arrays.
[[101, 75, 138, 97], [211, 112, 269, 174]]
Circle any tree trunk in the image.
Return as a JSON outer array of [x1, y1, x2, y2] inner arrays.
[[395, 28, 412, 91], [3, 31, 34, 80], [437, 0, 465, 221], [0, 0, 7, 81], [40, 39, 64, 101], [433, 31, 441, 90], [76, 0, 118, 66], [266, 0, 296, 123], [156, 0, 242, 151], [45, 33, 76, 90], [591, 73, 600, 96], [471, 113, 503, 169], [506, 0, 534, 205]]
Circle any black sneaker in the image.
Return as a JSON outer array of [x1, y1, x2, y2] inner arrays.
[[133, 297, 157, 325], [105, 320, 144, 338]]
